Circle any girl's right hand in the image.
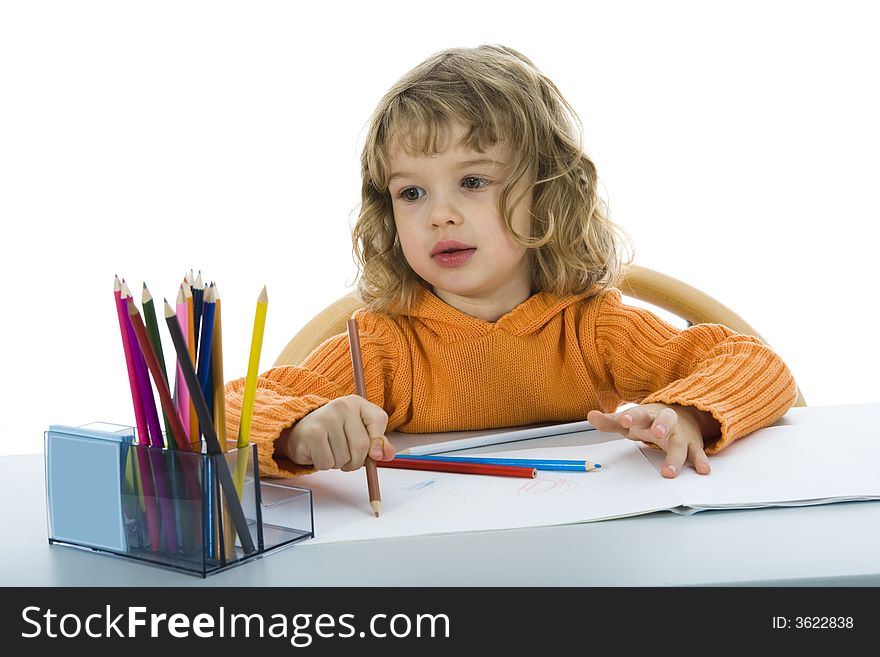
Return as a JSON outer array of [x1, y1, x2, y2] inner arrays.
[[284, 395, 395, 471]]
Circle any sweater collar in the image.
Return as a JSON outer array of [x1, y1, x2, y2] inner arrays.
[[404, 286, 587, 338]]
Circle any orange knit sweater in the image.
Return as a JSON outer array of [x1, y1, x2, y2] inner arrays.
[[224, 287, 797, 478]]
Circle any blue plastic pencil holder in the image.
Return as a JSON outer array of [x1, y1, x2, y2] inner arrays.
[[45, 423, 314, 577]]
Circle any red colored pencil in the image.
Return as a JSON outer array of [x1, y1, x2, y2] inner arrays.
[[377, 458, 536, 479]]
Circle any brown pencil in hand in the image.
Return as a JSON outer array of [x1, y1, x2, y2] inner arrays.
[[347, 319, 381, 517]]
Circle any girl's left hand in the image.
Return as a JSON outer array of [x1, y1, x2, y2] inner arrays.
[[587, 403, 712, 478]]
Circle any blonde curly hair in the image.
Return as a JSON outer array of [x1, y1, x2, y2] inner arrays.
[[353, 44, 631, 314]]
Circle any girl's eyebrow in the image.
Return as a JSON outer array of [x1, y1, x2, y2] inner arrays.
[[389, 159, 504, 183], [388, 171, 412, 184], [456, 158, 505, 169]]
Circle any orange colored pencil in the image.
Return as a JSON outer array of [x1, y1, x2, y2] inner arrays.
[[210, 283, 226, 447], [183, 279, 198, 444]]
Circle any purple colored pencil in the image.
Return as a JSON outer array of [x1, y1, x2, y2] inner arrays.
[[123, 284, 180, 553]]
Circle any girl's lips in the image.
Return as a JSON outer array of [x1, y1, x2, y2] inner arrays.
[[432, 248, 476, 268], [431, 239, 474, 255]]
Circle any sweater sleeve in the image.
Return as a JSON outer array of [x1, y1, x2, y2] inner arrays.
[[591, 290, 797, 453], [224, 311, 405, 477]]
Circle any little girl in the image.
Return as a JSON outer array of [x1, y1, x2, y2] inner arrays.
[[225, 45, 796, 481]]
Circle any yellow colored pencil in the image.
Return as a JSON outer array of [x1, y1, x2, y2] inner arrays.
[[237, 285, 268, 448]]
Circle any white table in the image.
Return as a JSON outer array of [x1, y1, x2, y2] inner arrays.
[[4, 405, 880, 586]]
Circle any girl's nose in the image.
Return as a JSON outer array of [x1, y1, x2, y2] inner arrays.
[[427, 198, 463, 227]]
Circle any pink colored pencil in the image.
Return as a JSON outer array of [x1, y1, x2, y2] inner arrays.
[[114, 276, 147, 441], [175, 285, 192, 444]]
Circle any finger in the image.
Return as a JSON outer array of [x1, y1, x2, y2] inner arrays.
[[619, 406, 656, 431], [379, 435, 396, 460], [368, 435, 396, 462], [661, 437, 689, 478], [359, 402, 389, 457], [587, 410, 625, 434], [340, 415, 370, 471], [650, 407, 679, 443], [307, 428, 337, 471], [689, 442, 712, 475]]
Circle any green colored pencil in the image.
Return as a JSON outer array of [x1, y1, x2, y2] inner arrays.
[[143, 283, 176, 449]]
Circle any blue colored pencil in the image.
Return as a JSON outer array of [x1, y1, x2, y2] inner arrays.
[[194, 285, 216, 557], [393, 454, 601, 472], [196, 285, 216, 415]]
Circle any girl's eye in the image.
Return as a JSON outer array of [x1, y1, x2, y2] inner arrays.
[[400, 187, 425, 202], [462, 176, 488, 190]]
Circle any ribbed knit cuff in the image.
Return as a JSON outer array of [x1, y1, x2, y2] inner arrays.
[[642, 341, 797, 453], [225, 382, 329, 478]]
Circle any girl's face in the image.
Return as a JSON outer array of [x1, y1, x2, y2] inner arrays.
[[387, 122, 533, 322]]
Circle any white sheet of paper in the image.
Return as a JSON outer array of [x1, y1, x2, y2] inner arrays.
[[261, 439, 680, 544]]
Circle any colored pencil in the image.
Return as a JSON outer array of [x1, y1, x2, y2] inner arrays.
[[212, 284, 237, 560], [397, 420, 595, 456], [393, 455, 601, 472], [174, 285, 192, 444], [183, 280, 198, 445], [237, 285, 268, 447], [143, 283, 176, 449], [196, 284, 215, 416], [142, 284, 190, 547], [211, 283, 227, 446], [347, 318, 381, 517], [196, 284, 217, 559], [378, 458, 536, 479], [113, 276, 148, 444], [192, 270, 204, 356], [122, 282, 163, 448], [164, 299, 256, 554]]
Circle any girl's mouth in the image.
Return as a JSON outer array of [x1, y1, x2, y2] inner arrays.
[[432, 247, 476, 267]]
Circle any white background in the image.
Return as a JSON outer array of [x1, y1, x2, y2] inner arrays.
[[1, 0, 877, 456]]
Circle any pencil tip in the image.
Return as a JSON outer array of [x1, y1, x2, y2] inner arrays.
[[259, 285, 267, 302], [371, 501, 381, 517]]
